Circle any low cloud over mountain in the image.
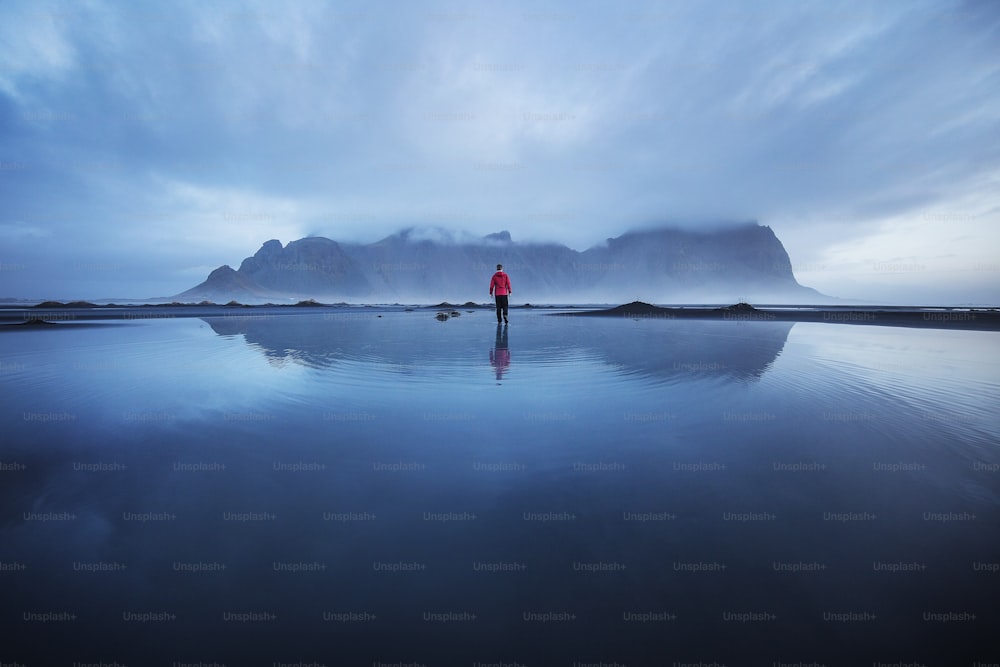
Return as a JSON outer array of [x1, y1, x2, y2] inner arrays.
[[177, 223, 826, 304]]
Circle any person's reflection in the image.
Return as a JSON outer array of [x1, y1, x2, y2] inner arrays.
[[490, 324, 510, 382]]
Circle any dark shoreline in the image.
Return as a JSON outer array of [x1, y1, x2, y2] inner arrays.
[[1, 300, 998, 331], [552, 300, 1000, 331]]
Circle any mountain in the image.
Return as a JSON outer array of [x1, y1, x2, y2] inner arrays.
[[176, 223, 827, 303], [237, 237, 372, 296]]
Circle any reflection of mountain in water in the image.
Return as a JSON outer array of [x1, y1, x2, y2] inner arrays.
[[203, 314, 400, 369], [203, 314, 792, 383], [590, 320, 794, 383]]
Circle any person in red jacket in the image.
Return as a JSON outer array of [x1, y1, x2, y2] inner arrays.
[[489, 264, 512, 324]]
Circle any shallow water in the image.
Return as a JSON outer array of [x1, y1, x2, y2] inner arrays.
[[1, 309, 998, 664]]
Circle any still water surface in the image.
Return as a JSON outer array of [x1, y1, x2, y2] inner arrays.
[[1, 310, 998, 663]]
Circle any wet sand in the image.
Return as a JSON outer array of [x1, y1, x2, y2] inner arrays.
[[554, 300, 1000, 331], [1, 300, 998, 331]]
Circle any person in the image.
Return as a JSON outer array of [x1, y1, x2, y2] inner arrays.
[[489, 264, 512, 324]]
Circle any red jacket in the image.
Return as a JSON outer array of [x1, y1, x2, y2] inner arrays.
[[489, 271, 511, 296]]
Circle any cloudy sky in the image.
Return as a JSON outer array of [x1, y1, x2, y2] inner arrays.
[[1, 0, 997, 303]]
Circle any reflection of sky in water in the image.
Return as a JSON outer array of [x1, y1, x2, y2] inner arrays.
[[1, 311, 998, 663]]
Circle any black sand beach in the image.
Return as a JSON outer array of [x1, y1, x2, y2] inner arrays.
[[555, 300, 1000, 331], [2, 300, 998, 331]]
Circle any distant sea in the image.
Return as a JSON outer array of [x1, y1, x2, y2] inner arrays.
[[1, 308, 997, 664]]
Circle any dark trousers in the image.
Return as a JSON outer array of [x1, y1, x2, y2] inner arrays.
[[494, 294, 509, 322]]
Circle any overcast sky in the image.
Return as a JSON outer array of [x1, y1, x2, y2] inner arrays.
[[1, 0, 998, 303]]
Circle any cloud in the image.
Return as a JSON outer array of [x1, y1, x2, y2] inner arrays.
[[137, 178, 308, 249], [0, 222, 53, 240], [0, 2, 77, 101], [0, 0, 998, 302]]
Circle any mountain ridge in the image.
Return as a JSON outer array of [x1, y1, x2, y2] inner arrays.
[[176, 223, 828, 303]]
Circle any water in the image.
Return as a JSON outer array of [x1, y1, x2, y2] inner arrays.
[[1, 309, 998, 664]]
